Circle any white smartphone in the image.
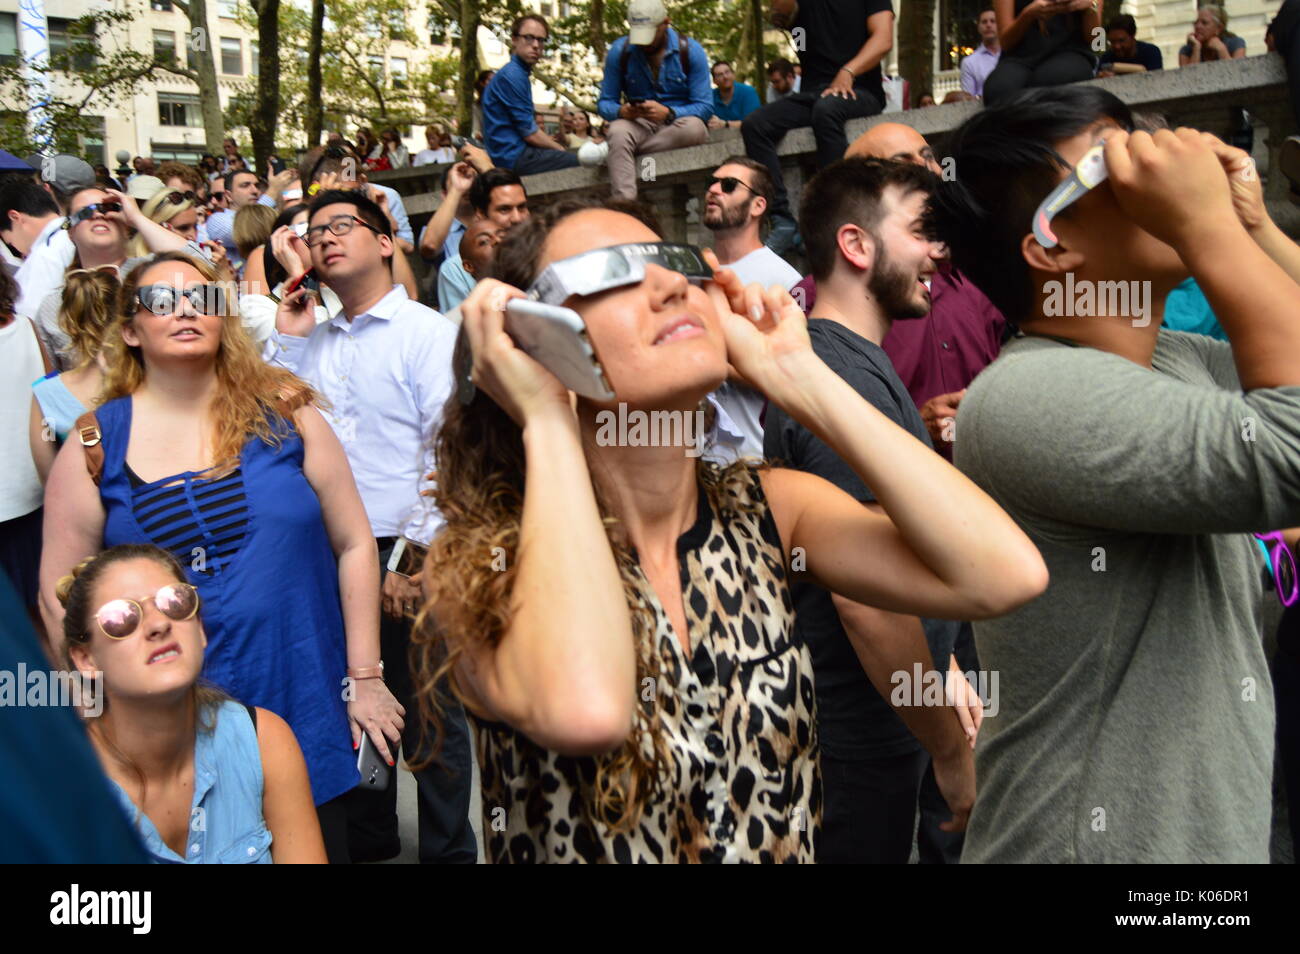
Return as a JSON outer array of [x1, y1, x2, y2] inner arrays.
[[503, 299, 615, 401]]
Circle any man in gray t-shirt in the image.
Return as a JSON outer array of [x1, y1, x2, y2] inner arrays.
[[934, 86, 1300, 862]]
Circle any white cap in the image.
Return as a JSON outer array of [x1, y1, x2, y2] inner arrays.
[[628, 0, 667, 45], [127, 175, 165, 201]]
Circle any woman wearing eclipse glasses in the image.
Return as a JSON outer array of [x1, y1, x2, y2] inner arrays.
[[40, 251, 402, 862], [58, 544, 327, 863], [410, 197, 1048, 862]]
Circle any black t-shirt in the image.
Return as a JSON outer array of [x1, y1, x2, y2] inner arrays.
[[1099, 39, 1164, 71], [764, 318, 959, 760], [794, 0, 893, 104]]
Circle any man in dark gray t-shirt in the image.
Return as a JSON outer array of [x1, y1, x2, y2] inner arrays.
[[934, 86, 1300, 862], [765, 157, 977, 863]]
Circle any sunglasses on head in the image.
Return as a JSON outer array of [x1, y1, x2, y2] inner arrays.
[[708, 175, 756, 197], [92, 582, 200, 640], [135, 283, 229, 316], [67, 200, 123, 228], [159, 190, 198, 206]]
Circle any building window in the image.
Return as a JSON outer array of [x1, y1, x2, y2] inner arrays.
[[218, 0, 239, 19], [151, 0, 174, 10], [250, 41, 258, 77], [939, 0, 983, 72], [220, 37, 241, 75], [153, 30, 178, 66], [0, 13, 17, 68], [158, 92, 203, 127], [391, 57, 407, 90], [387, 7, 406, 35], [48, 17, 96, 72], [368, 55, 384, 83], [540, 3, 553, 18], [81, 116, 106, 167]]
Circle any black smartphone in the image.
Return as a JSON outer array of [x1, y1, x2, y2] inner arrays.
[[357, 734, 392, 789], [628, 97, 645, 106], [284, 268, 319, 297], [269, 156, 286, 174]]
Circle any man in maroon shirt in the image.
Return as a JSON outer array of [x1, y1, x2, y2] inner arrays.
[[792, 122, 1006, 459]]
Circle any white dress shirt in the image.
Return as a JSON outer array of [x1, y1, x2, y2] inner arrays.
[[266, 285, 458, 544], [14, 218, 74, 320]]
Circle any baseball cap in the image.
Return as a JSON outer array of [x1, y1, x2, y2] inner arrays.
[[628, 0, 667, 46], [28, 154, 96, 194], [127, 175, 166, 201]]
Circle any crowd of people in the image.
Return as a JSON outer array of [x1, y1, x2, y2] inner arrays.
[[2, 0, 1300, 866]]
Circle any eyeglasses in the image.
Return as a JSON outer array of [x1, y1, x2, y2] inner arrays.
[[135, 283, 229, 317], [527, 242, 714, 306], [708, 175, 757, 197], [67, 200, 123, 228], [515, 32, 547, 46], [1254, 532, 1298, 607], [304, 214, 382, 247], [92, 582, 200, 640], [1033, 142, 1109, 248]]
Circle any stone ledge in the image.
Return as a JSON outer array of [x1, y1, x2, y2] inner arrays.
[[390, 55, 1293, 229]]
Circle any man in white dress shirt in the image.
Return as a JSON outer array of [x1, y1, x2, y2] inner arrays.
[[268, 188, 475, 864], [702, 156, 802, 462]]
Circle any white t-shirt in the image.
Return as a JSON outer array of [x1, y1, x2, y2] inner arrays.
[[0, 318, 45, 521], [722, 244, 803, 290], [704, 244, 803, 464]]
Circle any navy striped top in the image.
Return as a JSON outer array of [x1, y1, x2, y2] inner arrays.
[[125, 464, 249, 576]]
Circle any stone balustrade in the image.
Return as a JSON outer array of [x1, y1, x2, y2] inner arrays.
[[370, 54, 1296, 255]]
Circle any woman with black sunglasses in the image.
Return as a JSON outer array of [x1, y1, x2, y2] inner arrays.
[[58, 543, 327, 863], [39, 251, 402, 862]]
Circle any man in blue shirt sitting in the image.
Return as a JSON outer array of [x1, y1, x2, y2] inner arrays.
[[1097, 14, 1164, 77], [709, 60, 761, 132], [591, 0, 712, 200], [481, 14, 580, 175]]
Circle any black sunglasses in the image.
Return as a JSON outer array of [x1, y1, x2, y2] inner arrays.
[[67, 200, 123, 228], [708, 175, 757, 197], [135, 283, 229, 317], [159, 190, 198, 205]]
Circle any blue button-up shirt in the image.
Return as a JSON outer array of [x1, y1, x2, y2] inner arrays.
[[266, 285, 457, 544], [597, 28, 714, 123], [204, 194, 277, 270], [110, 701, 271, 864], [482, 54, 537, 169]]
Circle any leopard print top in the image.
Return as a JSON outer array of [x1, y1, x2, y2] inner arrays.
[[473, 463, 821, 863]]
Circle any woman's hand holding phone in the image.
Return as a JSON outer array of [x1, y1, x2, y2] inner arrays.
[[459, 278, 572, 427]]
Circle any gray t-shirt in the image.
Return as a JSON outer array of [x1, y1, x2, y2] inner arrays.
[[955, 330, 1300, 863]]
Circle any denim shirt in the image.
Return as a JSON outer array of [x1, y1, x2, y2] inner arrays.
[[597, 28, 714, 123], [110, 700, 272, 864]]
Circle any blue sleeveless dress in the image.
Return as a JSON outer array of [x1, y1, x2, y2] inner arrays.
[[96, 395, 358, 805]]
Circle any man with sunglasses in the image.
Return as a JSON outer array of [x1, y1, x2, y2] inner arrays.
[[268, 189, 474, 865], [482, 14, 580, 175], [932, 86, 1300, 863], [12, 155, 95, 323], [701, 156, 800, 462]]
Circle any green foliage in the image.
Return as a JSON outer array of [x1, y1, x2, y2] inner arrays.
[[0, 10, 156, 159]]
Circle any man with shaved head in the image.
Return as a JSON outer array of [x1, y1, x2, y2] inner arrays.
[[794, 122, 1006, 464]]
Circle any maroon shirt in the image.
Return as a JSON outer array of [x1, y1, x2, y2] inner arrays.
[[792, 263, 1005, 417]]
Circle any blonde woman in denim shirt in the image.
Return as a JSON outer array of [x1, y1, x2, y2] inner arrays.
[[59, 544, 326, 863]]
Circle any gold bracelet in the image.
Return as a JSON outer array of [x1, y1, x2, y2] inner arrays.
[[347, 663, 385, 680]]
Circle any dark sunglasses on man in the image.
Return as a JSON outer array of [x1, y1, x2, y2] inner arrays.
[[707, 175, 757, 197], [66, 200, 123, 229]]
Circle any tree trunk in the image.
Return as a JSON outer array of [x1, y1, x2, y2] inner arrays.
[[457, 0, 480, 137], [249, 0, 280, 170], [897, 0, 935, 107], [185, 0, 226, 155], [306, 0, 324, 146], [1102, 0, 1122, 26], [588, 0, 606, 61], [750, 0, 765, 102]]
